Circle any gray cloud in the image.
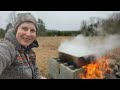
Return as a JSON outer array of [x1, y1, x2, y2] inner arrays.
[[0, 11, 115, 31]]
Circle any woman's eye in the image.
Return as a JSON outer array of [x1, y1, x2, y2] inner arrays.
[[22, 27, 28, 31], [31, 29, 36, 33]]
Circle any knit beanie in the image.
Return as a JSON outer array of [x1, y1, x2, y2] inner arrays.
[[13, 13, 38, 32]]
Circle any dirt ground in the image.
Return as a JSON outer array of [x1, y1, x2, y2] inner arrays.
[[33, 36, 73, 78]]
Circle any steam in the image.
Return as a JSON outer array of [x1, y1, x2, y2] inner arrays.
[[58, 35, 120, 58]]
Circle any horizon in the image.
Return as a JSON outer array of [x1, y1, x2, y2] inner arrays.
[[0, 11, 117, 31]]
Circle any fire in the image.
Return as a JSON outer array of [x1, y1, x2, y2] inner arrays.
[[79, 55, 112, 79]]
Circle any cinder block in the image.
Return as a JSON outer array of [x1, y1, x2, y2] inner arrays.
[[59, 63, 84, 79], [48, 58, 84, 79], [48, 58, 60, 79]]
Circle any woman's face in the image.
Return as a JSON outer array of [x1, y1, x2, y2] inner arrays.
[[16, 22, 36, 47]]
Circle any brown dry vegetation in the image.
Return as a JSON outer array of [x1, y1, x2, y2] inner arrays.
[[33, 36, 73, 78]]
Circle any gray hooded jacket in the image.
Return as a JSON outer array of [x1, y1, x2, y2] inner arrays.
[[0, 13, 41, 79]]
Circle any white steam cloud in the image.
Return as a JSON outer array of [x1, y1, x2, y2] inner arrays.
[[58, 35, 120, 58]]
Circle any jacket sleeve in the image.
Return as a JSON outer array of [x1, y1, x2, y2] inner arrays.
[[0, 43, 13, 75], [31, 51, 42, 79], [33, 63, 42, 79]]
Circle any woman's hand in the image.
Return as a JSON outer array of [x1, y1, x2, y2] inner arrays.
[[41, 76, 47, 79]]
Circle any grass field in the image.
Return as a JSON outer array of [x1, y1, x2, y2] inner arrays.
[[33, 36, 73, 78]]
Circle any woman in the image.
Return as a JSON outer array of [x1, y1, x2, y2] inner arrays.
[[0, 13, 46, 79]]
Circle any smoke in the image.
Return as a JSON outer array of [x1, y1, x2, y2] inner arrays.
[[58, 35, 120, 58]]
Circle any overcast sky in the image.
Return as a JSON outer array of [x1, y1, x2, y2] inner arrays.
[[0, 11, 117, 31]]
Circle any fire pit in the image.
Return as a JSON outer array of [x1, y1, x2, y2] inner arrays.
[[48, 35, 120, 79], [57, 51, 120, 79], [48, 56, 120, 79]]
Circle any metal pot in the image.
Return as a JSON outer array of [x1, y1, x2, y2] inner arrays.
[[58, 52, 96, 68]]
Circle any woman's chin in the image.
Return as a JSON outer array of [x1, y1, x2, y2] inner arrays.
[[21, 43, 31, 47]]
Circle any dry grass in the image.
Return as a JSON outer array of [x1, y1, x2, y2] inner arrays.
[[33, 36, 72, 78]]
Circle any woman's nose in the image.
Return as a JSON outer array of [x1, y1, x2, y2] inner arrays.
[[26, 30, 31, 36]]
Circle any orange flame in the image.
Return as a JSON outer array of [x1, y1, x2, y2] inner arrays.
[[79, 55, 112, 79]]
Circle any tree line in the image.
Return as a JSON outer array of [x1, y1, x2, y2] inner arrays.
[[0, 11, 120, 38], [80, 12, 120, 36]]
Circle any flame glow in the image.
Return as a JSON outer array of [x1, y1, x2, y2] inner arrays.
[[79, 55, 112, 79]]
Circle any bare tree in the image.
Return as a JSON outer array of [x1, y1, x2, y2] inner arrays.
[[5, 11, 17, 30], [7, 11, 17, 25]]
